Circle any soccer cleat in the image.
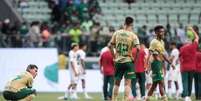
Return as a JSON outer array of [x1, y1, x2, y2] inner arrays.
[[57, 96, 68, 100], [32, 89, 37, 96], [161, 96, 168, 101], [70, 93, 79, 99], [185, 96, 192, 101], [84, 93, 92, 99]]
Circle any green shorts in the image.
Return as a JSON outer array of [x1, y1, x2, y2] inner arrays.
[[152, 72, 164, 82], [114, 62, 135, 80], [151, 60, 164, 82], [3, 88, 35, 100]]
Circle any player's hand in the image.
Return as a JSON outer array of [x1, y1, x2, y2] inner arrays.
[[75, 72, 79, 77], [171, 64, 175, 70], [32, 89, 37, 96], [83, 71, 86, 74]]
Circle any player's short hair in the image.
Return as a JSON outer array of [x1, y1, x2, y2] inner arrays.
[[154, 25, 164, 33], [124, 17, 133, 26], [170, 41, 177, 46], [26, 64, 38, 71], [71, 43, 78, 49], [79, 43, 86, 49]]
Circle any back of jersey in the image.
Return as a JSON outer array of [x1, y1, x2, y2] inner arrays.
[[113, 30, 139, 63]]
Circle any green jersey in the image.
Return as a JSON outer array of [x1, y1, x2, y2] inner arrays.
[[110, 29, 140, 63]]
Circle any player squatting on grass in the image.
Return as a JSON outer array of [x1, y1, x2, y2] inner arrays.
[[2, 64, 38, 101]]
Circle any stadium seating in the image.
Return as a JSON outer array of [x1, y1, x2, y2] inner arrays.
[[17, 0, 51, 22], [98, 0, 201, 32]]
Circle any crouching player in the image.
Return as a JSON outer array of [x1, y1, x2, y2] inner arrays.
[[3, 64, 38, 101]]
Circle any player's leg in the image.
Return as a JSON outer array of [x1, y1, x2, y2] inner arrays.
[[112, 62, 124, 101], [112, 80, 121, 101], [18, 94, 35, 101], [108, 75, 114, 100], [124, 79, 132, 101], [71, 83, 78, 99], [103, 75, 109, 100], [15, 88, 36, 100], [181, 72, 190, 100], [159, 80, 167, 101], [124, 62, 135, 101], [131, 77, 137, 98], [80, 74, 92, 99], [167, 80, 172, 97], [194, 72, 199, 99], [81, 79, 85, 92], [139, 72, 146, 99], [174, 81, 179, 99], [197, 72, 201, 100], [146, 82, 158, 101], [188, 71, 194, 96]]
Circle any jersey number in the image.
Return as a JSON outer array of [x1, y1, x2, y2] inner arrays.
[[117, 43, 128, 56]]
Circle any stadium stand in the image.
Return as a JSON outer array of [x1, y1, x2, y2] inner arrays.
[[99, 0, 201, 31], [17, 0, 51, 22]]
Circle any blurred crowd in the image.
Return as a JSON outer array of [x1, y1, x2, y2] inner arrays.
[[0, 0, 201, 56]]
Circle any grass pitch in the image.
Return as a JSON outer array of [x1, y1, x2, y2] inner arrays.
[[0, 92, 196, 101]]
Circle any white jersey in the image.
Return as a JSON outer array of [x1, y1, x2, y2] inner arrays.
[[167, 48, 180, 81], [76, 49, 87, 79], [68, 50, 81, 83], [68, 50, 79, 72], [170, 48, 179, 68], [77, 49, 86, 67]]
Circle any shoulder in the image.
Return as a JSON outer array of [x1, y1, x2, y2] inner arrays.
[[25, 72, 33, 80], [100, 47, 109, 55]]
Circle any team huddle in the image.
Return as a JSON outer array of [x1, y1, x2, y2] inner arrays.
[[100, 17, 201, 101], [2, 16, 201, 101]]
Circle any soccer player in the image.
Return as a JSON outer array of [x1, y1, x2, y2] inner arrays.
[[167, 42, 180, 99], [108, 16, 140, 101], [195, 48, 201, 100], [131, 43, 147, 100], [64, 43, 80, 100], [179, 26, 199, 101], [146, 25, 174, 101], [76, 43, 92, 99], [99, 46, 115, 101], [3, 64, 38, 101]]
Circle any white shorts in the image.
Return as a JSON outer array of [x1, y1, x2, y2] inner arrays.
[[80, 73, 86, 80], [167, 64, 180, 81], [69, 68, 82, 84], [146, 71, 152, 84]]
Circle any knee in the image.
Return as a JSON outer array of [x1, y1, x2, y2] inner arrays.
[[115, 80, 121, 86]]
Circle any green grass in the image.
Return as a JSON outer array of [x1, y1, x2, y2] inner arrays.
[[0, 92, 197, 101]]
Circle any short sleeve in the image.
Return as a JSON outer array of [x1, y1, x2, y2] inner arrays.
[[27, 77, 33, 88], [133, 34, 140, 47], [69, 51, 76, 62], [149, 40, 155, 51], [109, 32, 117, 45], [80, 51, 86, 60]]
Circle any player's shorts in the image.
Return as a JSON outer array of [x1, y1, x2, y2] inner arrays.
[[69, 68, 81, 84], [152, 72, 163, 82], [151, 60, 163, 82], [80, 73, 86, 80], [167, 64, 180, 81], [146, 71, 152, 84], [3, 88, 35, 100], [114, 61, 135, 80], [77, 65, 86, 80]]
